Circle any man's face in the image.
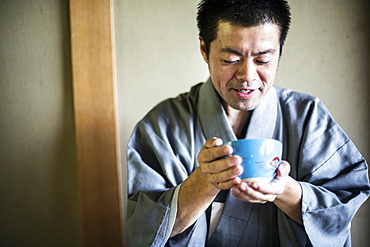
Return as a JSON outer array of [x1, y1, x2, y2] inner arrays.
[[200, 22, 281, 112]]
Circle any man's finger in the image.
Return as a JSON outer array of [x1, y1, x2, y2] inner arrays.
[[204, 137, 222, 148], [276, 160, 291, 177]]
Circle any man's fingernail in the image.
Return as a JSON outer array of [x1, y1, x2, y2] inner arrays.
[[214, 138, 222, 146]]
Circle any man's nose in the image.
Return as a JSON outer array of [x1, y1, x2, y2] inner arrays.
[[236, 60, 257, 83]]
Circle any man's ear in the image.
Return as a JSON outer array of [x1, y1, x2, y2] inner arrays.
[[199, 36, 208, 63]]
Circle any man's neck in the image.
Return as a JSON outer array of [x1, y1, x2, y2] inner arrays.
[[223, 103, 251, 139]]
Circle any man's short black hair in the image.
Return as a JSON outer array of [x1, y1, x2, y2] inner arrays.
[[197, 0, 291, 56]]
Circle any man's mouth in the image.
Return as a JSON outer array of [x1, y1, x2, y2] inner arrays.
[[237, 89, 254, 93], [234, 88, 257, 99]]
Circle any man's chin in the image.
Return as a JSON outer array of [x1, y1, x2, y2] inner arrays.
[[231, 103, 258, 112], [234, 99, 259, 111]]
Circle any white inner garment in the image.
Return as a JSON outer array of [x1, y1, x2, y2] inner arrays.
[[208, 202, 225, 240]]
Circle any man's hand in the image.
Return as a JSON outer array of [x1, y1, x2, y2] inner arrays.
[[231, 161, 303, 224], [231, 160, 290, 203], [198, 137, 243, 190], [172, 137, 244, 236]]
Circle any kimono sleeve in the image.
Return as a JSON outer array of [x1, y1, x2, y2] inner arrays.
[[127, 186, 180, 247], [126, 114, 192, 246], [296, 99, 370, 246]]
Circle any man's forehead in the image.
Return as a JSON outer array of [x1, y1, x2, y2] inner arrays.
[[213, 22, 281, 54], [216, 21, 281, 39], [221, 46, 278, 56]]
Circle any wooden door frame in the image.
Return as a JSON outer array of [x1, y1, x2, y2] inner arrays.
[[69, 0, 124, 246]]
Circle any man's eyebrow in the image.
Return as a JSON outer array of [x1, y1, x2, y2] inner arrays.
[[252, 49, 276, 56], [221, 47, 243, 56], [221, 47, 276, 56]]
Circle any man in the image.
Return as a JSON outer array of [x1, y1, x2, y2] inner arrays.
[[126, 0, 370, 246]]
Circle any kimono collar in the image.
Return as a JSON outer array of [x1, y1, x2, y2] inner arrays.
[[198, 78, 278, 142]]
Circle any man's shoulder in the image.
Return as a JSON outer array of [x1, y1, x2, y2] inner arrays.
[[274, 86, 318, 103], [273, 86, 331, 118]]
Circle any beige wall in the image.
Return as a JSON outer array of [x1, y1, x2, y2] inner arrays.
[[116, 0, 370, 246], [0, 0, 81, 246]]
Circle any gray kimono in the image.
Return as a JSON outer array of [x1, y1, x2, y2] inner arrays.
[[127, 79, 370, 246]]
